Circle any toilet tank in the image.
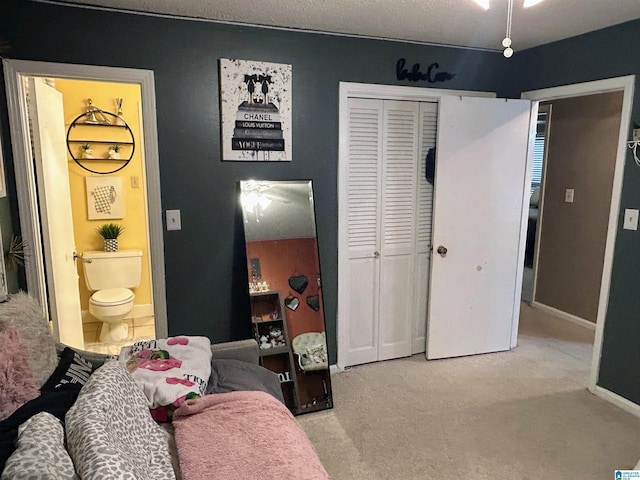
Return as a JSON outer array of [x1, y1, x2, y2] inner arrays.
[[82, 250, 143, 291]]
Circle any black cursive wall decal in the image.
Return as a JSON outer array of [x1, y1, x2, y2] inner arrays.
[[396, 58, 456, 83]]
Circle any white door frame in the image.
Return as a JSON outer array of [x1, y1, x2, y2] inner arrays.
[[521, 75, 635, 393], [3, 59, 168, 339], [337, 82, 495, 369]]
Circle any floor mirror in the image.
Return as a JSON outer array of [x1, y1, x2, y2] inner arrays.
[[239, 180, 333, 415]]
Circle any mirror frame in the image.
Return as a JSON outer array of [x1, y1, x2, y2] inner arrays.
[[239, 179, 333, 415]]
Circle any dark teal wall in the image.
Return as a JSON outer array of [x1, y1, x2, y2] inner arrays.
[[0, 0, 511, 362], [0, 113, 21, 294], [1, 3, 638, 399], [503, 20, 640, 403], [0, 196, 20, 294]]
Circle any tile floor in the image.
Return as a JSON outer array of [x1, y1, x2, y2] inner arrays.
[[83, 315, 155, 355]]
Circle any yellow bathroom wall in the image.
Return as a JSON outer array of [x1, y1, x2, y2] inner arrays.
[[55, 79, 152, 318]]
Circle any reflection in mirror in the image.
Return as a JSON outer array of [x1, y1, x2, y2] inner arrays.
[[239, 180, 333, 415]]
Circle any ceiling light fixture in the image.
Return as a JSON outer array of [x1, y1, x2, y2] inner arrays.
[[503, 0, 514, 58], [471, 0, 545, 57], [241, 191, 272, 221], [241, 181, 273, 221], [472, 0, 544, 9]]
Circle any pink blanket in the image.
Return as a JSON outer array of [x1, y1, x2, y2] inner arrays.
[[172, 391, 329, 480]]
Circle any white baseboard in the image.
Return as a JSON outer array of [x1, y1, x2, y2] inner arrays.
[[530, 301, 596, 331], [82, 303, 154, 324], [593, 385, 640, 419]]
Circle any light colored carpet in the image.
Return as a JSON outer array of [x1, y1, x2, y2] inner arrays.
[[298, 302, 640, 479]]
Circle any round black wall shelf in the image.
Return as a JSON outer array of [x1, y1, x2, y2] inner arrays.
[[66, 110, 135, 175]]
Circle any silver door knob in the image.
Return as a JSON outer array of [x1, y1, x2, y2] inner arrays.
[[373, 251, 380, 259], [436, 245, 448, 256]]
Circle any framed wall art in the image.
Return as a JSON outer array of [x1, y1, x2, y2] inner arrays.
[[86, 176, 124, 220], [219, 58, 292, 161]]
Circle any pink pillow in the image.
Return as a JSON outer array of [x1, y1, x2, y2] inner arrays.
[[0, 326, 40, 421]]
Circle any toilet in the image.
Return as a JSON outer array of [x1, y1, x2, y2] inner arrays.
[[82, 249, 143, 343]]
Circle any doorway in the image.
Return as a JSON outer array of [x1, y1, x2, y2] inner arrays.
[[521, 105, 549, 304], [3, 60, 168, 353], [521, 75, 635, 393]]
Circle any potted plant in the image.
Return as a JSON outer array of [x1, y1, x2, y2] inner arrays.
[[5, 235, 27, 270], [80, 143, 94, 159], [108, 144, 121, 159], [97, 223, 124, 252]]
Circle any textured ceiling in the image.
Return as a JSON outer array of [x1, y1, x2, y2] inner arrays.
[[43, 0, 640, 52]]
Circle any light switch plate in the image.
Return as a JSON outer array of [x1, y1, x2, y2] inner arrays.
[[564, 188, 574, 203], [623, 209, 639, 231], [166, 209, 181, 231]]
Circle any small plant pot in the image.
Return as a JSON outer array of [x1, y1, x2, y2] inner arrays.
[[104, 238, 118, 252], [108, 150, 121, 159], [82, 149, 94, 159]]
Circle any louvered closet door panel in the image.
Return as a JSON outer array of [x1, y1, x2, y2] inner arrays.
[[378, 101, 418, 361], [345, 97, 383, 366], [347, 258, 380, 365], [412, 250, 431, 354], [347, 98, 383, 259], [417, 102, 438, 254], [380, 101, 418, 257], [413, 102, 438, 354]]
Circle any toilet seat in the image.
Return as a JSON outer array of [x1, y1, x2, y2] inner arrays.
[[90, 288, 135, 306]]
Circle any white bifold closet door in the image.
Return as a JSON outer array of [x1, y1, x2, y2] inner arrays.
[[344, 98, 436, 366]]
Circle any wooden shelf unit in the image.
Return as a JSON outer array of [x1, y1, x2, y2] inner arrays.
[[249, 290, 300, 412]]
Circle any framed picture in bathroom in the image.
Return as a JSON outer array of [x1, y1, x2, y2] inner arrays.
[[86, 176, 124, 220]]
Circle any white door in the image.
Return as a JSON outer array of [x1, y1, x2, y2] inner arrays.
[[377, 101, 419, 361], [427, 96, 534, 359], [343, 98, 423, 366], [28, 78, 84, 349], [344, 97, 383, 366]]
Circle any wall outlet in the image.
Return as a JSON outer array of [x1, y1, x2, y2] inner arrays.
[[633, 128, 640, 142]]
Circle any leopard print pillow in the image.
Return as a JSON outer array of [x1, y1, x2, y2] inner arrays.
[[1, 412, 78, 480], [65, 361, 175, 480]]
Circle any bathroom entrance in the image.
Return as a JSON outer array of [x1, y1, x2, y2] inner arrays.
[[3, 60, 168, 354]]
